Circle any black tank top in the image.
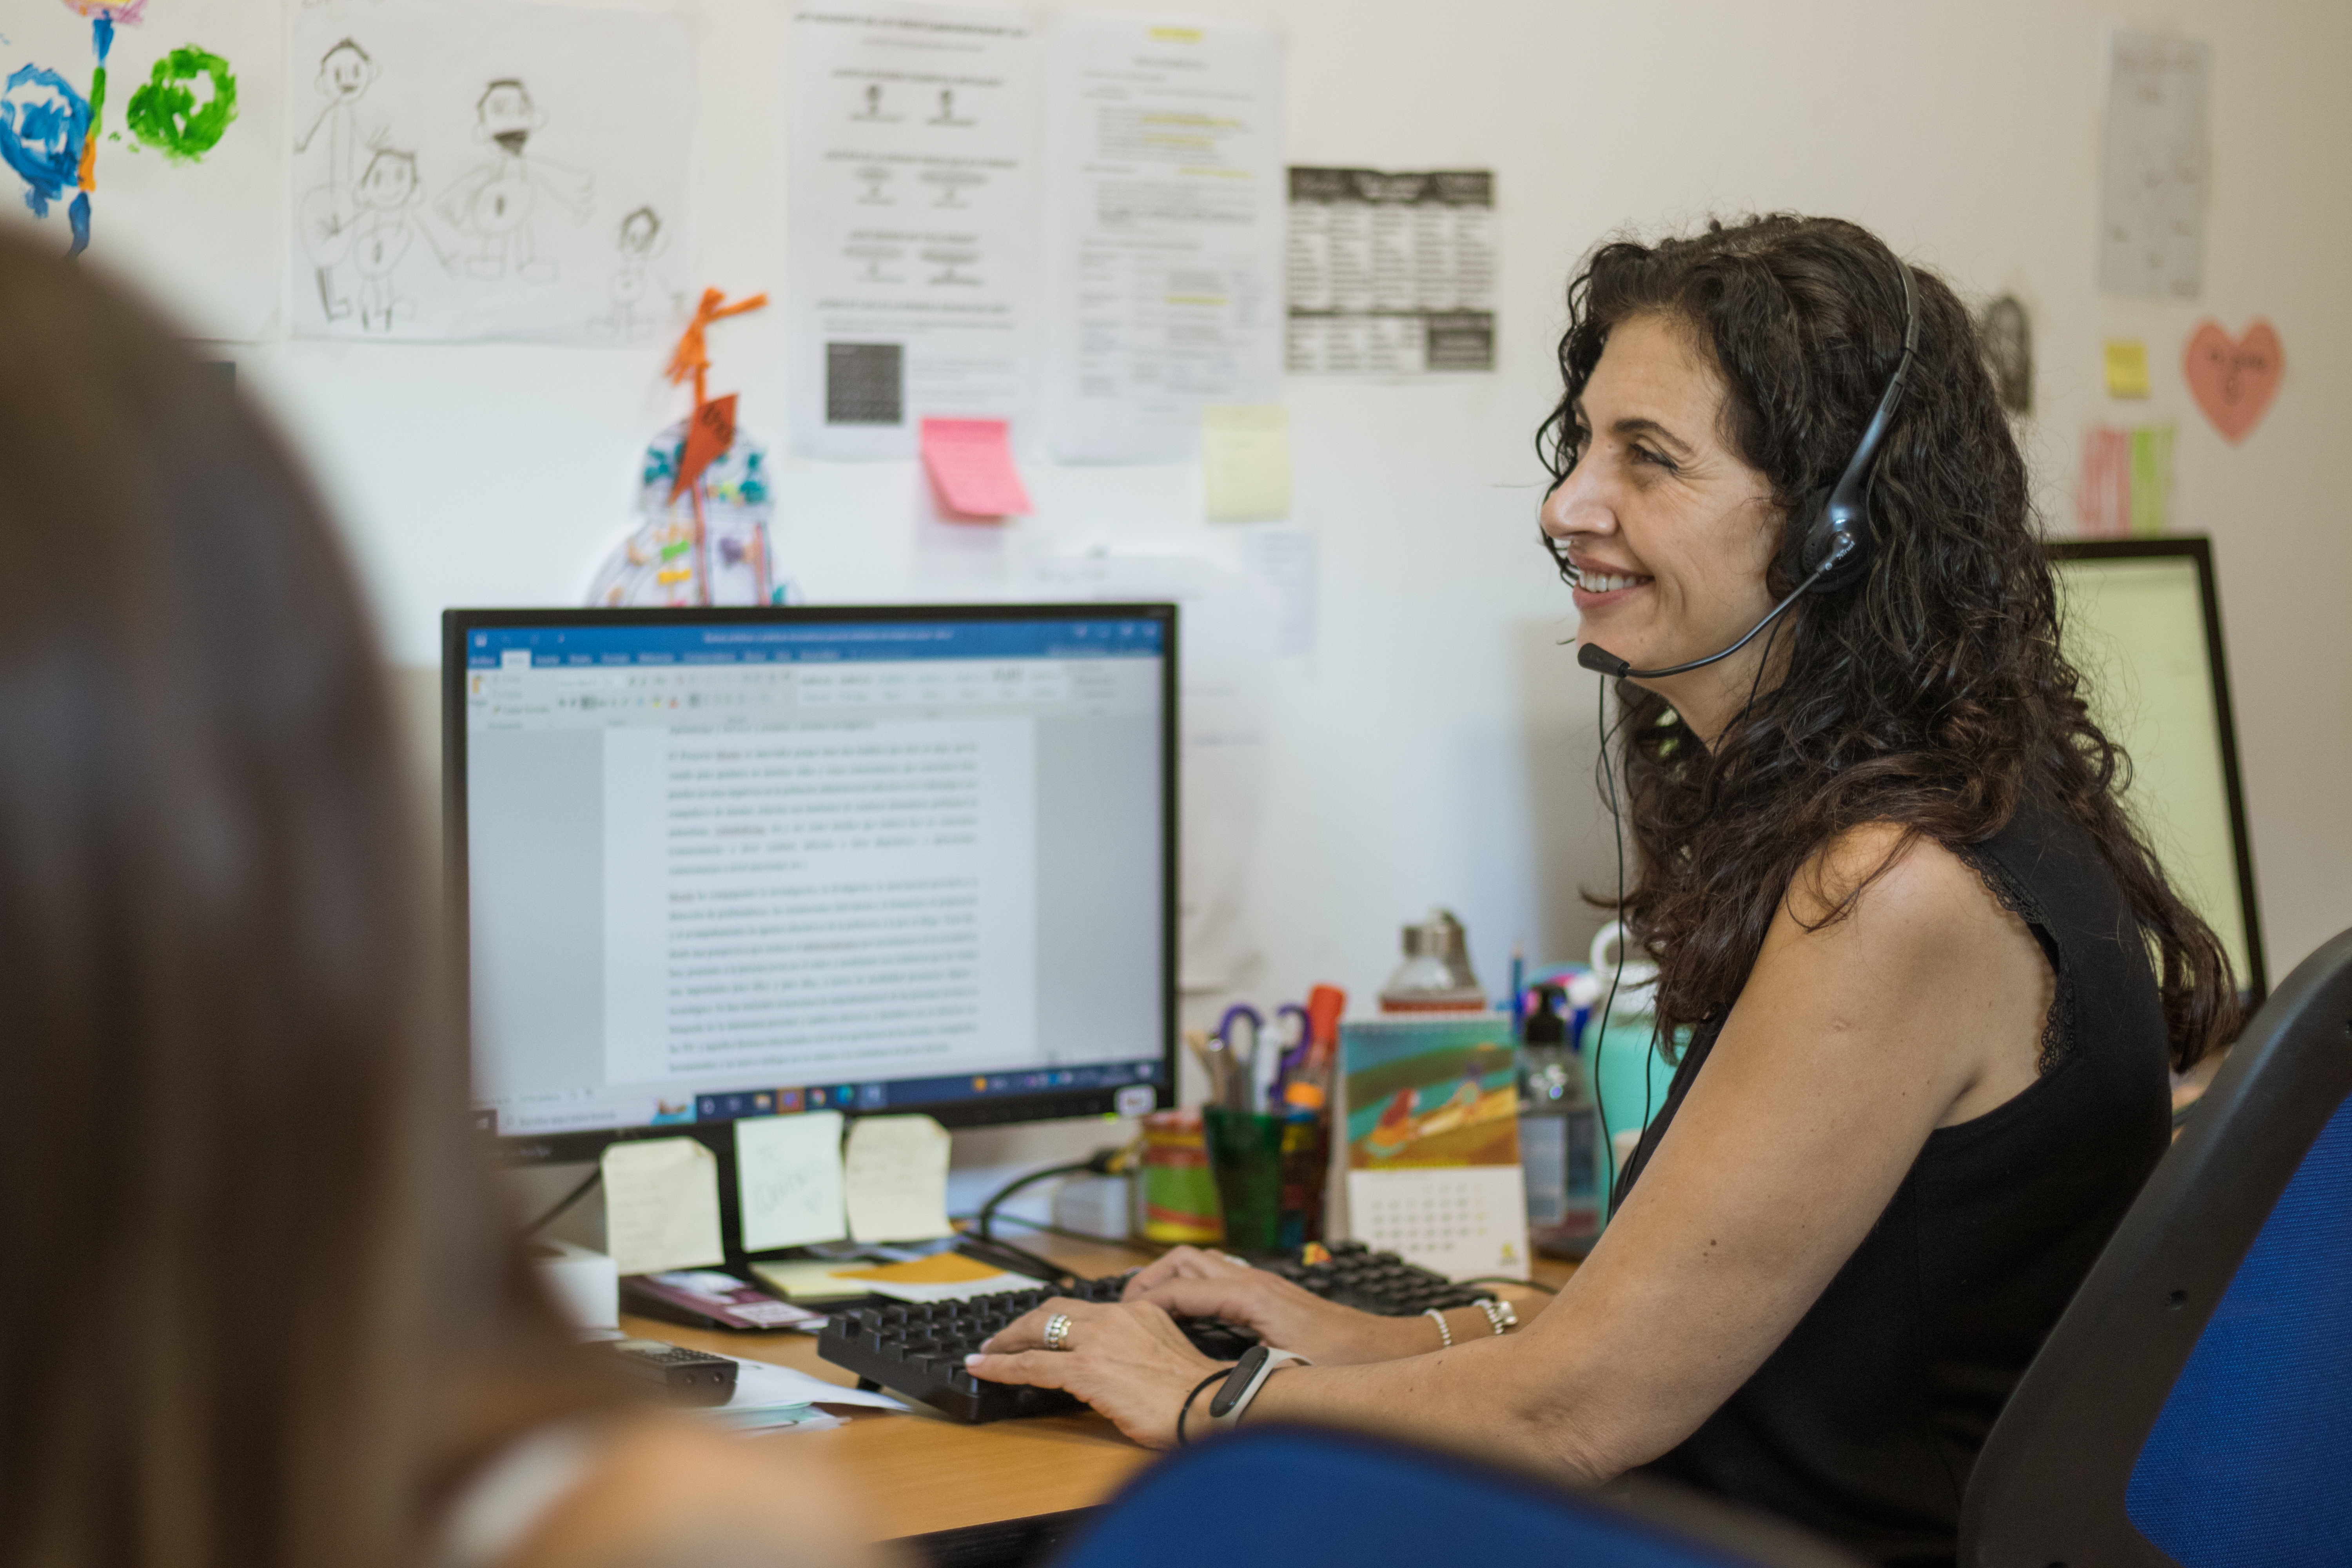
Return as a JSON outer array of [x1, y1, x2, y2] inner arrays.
[[1616, 789, 2172, 1567]]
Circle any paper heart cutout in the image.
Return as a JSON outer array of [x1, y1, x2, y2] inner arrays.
[[2184, 319, 2283, 444]]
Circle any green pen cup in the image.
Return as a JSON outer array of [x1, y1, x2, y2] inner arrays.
[[1203, 1107, 1327, 1254]]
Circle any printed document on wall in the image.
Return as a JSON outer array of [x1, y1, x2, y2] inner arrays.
[[1287, 169, 1496, 375], [0, 0, 284, 340], [788, 3, 1042, 461], [1042, 16, 1285, 463], [287, 0, 696, 345], [2098, 30, 2209, 301]]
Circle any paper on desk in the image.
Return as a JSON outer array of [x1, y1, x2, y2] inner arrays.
[[601, 1138, 724, 1276], [844, 1114, 954, 1241], [726, 1355, 911, 1414], [737, 1111, 848, 1252], [921, 418, 1033, 518], [718, 1408, 845, 1434], [833, 1252, 1030, 1304], [1203, 406, 1292, 521]]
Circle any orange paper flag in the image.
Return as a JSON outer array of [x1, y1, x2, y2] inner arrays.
[[670, 393, 738, 503]]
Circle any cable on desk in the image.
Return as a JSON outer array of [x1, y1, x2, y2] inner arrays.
[[958, 1147, 1141, 1285], [968, 1210, 1170, 1257], [519, 1168, 601, 1240], [1457, 1275, 1559, 1294]]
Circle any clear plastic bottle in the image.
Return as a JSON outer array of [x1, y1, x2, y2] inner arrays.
[[1519, 984, 1603, 1255]]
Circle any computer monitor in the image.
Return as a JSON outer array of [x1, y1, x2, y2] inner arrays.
[[446, 604, 1177, 1164], [2047, 538, 2265, 999]]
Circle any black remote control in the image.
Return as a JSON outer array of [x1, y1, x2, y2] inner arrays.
[[602, 1337, 739, 1407]]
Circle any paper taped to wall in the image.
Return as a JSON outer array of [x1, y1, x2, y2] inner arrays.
[[0, 0, 283, 340], [1042, 14, 1285, 462], [2098, 30, 2209, 301], [787, 1, 1042, 460], [288, 0, 695, 344], [1286, 168, 1496, 375]]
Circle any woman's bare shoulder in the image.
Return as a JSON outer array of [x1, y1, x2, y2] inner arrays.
[[1782, 821, 2005, 946]]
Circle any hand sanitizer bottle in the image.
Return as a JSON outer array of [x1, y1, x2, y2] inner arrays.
[[1519, 983, 1603, 1256]]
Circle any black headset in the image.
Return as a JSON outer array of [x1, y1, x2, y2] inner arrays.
[[1576, 260, 1922, 681]]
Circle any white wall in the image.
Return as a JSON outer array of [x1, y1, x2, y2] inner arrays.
[[257, 0, 2352, 1216]]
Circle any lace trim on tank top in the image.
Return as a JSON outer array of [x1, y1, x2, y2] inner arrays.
[[1953, 843, 2074, 1075]]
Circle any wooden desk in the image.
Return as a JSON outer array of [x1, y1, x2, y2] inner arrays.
[[626, 1236, 1578, 1557]]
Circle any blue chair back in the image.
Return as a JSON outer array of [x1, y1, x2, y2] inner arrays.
[[1051, 1424, 1864, 1568], [1961, 927, 2352, 1568]]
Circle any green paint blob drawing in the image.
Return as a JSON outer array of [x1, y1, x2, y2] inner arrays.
[[124, 45, 234, 163]]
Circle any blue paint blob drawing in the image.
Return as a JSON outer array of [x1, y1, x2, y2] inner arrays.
[[0, 65, 91, 218]]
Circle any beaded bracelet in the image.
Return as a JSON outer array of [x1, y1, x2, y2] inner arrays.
[[1424, 1307, 1453, 1348]]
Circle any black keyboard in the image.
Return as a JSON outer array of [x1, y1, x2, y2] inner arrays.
[[816, 1242, 1498, 1423], [1260, 1239, 1499, 1316]]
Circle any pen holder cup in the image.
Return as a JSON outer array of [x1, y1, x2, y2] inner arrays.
[[1203, 1107, 1328, 1254], [1140, 1109, 1223, 1245]]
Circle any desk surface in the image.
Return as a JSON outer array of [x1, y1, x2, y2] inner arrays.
[[627, 1236, 1577, 1544]]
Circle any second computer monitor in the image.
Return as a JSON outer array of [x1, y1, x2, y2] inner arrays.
[[448, 604, 1177, 1160]]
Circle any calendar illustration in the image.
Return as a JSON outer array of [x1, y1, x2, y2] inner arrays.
[[1338, 1017, 1530, 1281]]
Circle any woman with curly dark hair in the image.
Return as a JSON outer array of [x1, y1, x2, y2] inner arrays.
[[961, 215, 2240, 1567]]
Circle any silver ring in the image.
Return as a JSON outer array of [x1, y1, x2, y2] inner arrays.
[[1043, 1312, 1074, 1352]]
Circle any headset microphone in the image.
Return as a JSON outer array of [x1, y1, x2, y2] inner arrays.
[[1576, 261, 1921, 684], [1575, 556, 1836, 680]]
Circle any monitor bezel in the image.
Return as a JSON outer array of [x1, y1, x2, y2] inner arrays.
[[444, 601, 1181, 1165], [2045, 536, 2267, 1003]]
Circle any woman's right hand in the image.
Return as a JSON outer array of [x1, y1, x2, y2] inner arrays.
[[1122, 1247, 1428, 1365]]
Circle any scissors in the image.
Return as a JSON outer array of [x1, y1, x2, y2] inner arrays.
[[1214, 1004, 1265, 1111]]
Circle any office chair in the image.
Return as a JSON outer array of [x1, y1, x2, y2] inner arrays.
[[1960, 926, 2352, 1568], [1050, 1423, 1864, 1568]]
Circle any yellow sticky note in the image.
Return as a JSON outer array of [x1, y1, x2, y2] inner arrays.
[[735, 1110, 847, 1253], [1203, 404, 1292, 522], [843, 1114, 954, 1242], [601, 1137, 725, 1276], [2104, 340, 2152, 399], [750, 1259, 880, 1302]]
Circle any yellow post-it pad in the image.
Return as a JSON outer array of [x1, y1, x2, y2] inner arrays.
[[750, 1259, 883, 1302], [2104, 339, 2152, 399], [1203, 404, 1293, 522]]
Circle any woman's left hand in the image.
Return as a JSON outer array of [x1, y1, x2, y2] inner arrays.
[[965, 1298, 1229, 1449]]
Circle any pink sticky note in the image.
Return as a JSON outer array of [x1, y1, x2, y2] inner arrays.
[[920, 419, 1032, 520]]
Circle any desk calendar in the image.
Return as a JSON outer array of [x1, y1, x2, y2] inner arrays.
[[1336, 1016, 1530, 1281]]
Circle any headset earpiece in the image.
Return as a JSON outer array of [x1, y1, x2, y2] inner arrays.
[[1781, 486, 1870, 594], [1781, 262, 1922, 599]]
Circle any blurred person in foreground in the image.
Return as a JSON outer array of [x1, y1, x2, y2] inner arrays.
[[0, 232, 874, 1568]]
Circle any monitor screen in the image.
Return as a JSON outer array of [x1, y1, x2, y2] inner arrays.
[[2049, 539, 2265, 998], [446, 605, 1176, 1156]]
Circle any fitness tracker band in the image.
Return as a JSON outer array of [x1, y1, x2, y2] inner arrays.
[[1208, 1345, 1312, 1428]]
